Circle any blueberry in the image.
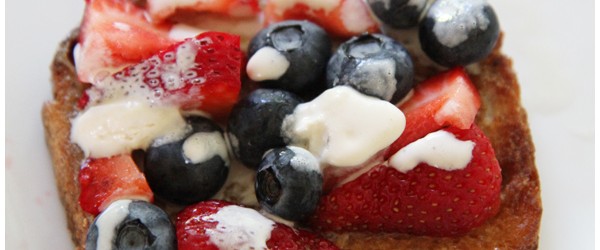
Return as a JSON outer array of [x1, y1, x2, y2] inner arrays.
[[327, 33, 414, 103], [419, 0, 500, 66], [366, 0, 428, 28], [228, 89, 303, 168], [145, 116, 229, 205], [86, 200, 175, 250], [247, 20, 332, 95], [256, 146, 322, 222]]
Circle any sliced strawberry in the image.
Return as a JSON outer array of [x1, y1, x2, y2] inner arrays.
[[385, 67, 481, 159], [147, 0, 260, 22], [311, 125, 501, 236], [78, 154, 153, 216], [77, 0, 176, 83], [82, 31, 242, 119], [177, 200, 339, 250], [263, 0, 379, 37]]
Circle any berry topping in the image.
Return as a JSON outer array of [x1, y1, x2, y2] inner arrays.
[[247, 20, 332, 95], [176, 200, 339, 250], [327, 34, 415, 103], [311, 125, 501, 236], [86, 200, 176, 250], [147, 0, 260, 22], [419, 0, 500, 66], [79, 155, 153, 216], [77, 0, 175, 83], [82, 31, 243, 119], [256, 146, 323, 222], [227, 89, 303, 168], [366, 0, 428, 28], [385, 67, 481, 158], [263, 0, 379, 37], [144, 116, 230, 205]]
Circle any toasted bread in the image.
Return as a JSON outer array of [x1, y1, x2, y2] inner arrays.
[[43, 28, 541, 249]]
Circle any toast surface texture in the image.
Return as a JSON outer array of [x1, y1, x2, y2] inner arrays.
[[43, 30, 541, 250]]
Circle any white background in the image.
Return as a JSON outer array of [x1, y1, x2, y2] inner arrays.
[[5, 0, 594, 249]]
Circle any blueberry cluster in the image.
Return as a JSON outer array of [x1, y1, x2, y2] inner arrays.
[[366, 0, 500, 66]]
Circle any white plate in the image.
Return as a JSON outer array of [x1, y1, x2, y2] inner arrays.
[[5, 0, 594, 249]]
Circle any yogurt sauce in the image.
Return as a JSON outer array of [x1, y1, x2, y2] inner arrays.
[[389, 130, 475, 173], [182, 131, 229, 165], [429, 0, 491, 48], [202, 205, 275, 250], [246, 46, 290, 81], [94, 200, 132, 250], [282, 86, 406, 167]]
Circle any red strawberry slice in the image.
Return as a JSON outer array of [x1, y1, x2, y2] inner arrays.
[[263, 0, 379, 37], [79, 154, 153, 216], [147, 0, 260, 22], [82, 31, 242, 119], [311, 125, 501, 236], [385, 67, 481, 159], [177, 200, 339, 250], [77, 0, 176, 83]]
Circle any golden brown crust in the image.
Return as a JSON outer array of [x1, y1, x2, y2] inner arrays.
[[43, 31, 541, 249], [42, 30, 91, 250]]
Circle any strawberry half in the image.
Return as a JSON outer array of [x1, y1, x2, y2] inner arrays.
[[77, 0, 175, 83], [177, 200, 339, 250], [78, 154, 153, 216], [82, 31, 243, 119], [263, 0, 379, 37], [311, 125, 501, 236], [385, 67, 481, 159], [147, 0, 260, 22]]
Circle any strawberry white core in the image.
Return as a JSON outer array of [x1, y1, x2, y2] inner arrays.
[[269, 0, 341, 15], [202, 205, 275, 249], [388, 130, 474, 173], [282, 86, 406, 167], [340, 0, 378, 33]]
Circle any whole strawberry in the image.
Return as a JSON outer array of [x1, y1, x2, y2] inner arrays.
[[177, 200, 339, 250], [311, 125, 501, 236]]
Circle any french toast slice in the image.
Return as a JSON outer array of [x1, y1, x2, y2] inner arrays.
[[43, 29, 541, 249]]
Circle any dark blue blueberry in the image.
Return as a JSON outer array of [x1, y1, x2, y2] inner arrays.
[[227, 89, 303, 168], [144, 116, 229, 205], [419, 0, 500, 66], [86, 200, 175, 250], [327, 33, 414, 103], [255, 146, 322, 222], [366, 0, 428, 28], [247, 20, 332, 95]]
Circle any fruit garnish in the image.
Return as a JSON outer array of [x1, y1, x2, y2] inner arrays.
[[147, 0, 260, 22], [385, 67, 480, 158], [255, 146, 322, 222], [247, 20, 332, 94], [176, 200, 339, 250], [327, 33, 414, 103], [145, 116, 230, 205], [366, 0, 428, 28], [77, 0, 175, 83], [81, 31, 243, 119], [419, 0, 500, 66], [311, 125, 501, 236], [227, 88, 303, 168], [79, 154, 153, 216], [86, 200, 176, 250], [263, 0, 379, 37]]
